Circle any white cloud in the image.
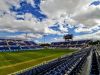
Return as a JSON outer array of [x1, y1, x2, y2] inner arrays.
[[75, 28, 93, 33], [45, 27, 63, 35], [41, 0, 100, 28], [0, 12, 62, 36], [0, 0, 100, 41], [0, 29, 17, 32], [5, 33, 42, 40], [0, 13, 36, 33], [73, 5, 100, 27], [74, 30, 100, 40], [40, 0, 91, 18], [0, 0, 20, 12], [75, 25, 100, 33], [52, 37, 64, 42], [27, 0, 35, 6]]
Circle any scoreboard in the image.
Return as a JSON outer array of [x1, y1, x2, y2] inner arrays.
[[64, 34, 73, 40]]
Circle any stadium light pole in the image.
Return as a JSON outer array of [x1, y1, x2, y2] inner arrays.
[[25, 33, 28, 40], [43, 34, 46, 44]]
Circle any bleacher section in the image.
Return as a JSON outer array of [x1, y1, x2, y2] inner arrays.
[[50, 40, 91, 48], [16, 47, 91, 75], [90, 50, 99, 75], [0, 39, 91, 52], [0, 39, 42, 52]]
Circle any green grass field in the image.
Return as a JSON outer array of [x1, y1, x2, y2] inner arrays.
[[0, 48, 76, 75]]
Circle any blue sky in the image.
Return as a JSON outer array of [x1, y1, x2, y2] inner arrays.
[[10, 0, 47, 21], [0, 0, 100, 43]]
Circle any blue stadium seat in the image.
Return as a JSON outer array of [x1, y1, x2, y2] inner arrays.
[[0, 39, 40, 52], [17, 48, 91, 75], [77, 40, 86, 44], [0, 46, 9, 51], [24, 41, 32, 45], [8, 41, 17, 45], [10, 46, 21, 50], [0, 42, 7, 45], [30, 41, 37, 45], [21, 46, 30, 50], [70, 41, 77, 44]]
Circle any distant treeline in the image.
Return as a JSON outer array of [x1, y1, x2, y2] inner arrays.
[[89, 40, 100, 45]]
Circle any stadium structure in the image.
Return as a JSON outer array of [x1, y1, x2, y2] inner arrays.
[[1, 0, 100, 75], [0, 34, 99, 75], [0, 38, 43, 52]]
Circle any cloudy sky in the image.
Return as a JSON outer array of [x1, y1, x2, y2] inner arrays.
[[0, 0, 100, 43]]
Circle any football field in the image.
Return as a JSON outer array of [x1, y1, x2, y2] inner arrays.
[[0, 48, 76, 75]]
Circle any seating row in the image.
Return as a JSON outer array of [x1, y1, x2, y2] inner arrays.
[[17, 48, 91, 75]]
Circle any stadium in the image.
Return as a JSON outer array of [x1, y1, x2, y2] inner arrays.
[[0, 0, 100, 75]]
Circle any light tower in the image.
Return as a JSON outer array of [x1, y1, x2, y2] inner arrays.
[[25, 33, 28, 40], [43, 34, 46, 44]]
